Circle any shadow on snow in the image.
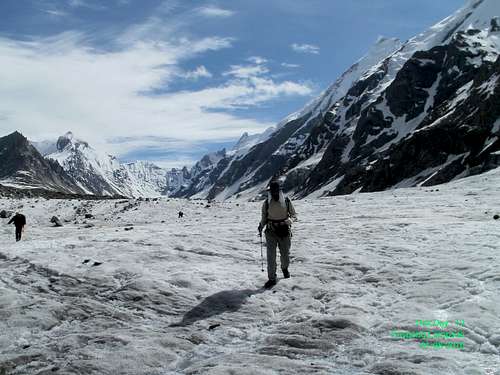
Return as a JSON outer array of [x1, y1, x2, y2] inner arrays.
[[170, 288, 264, 327]]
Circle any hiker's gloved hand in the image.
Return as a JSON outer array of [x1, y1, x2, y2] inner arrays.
[[258, 224, 263, 236]]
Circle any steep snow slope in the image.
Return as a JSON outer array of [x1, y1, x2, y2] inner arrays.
[[278, 36, 403, 132], [0, 169, 498, 374]]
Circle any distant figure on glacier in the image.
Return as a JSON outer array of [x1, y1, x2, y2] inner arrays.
[[258, 180, 297, 289], [8, 212, 26, 242], [178, 211, 184, 219]]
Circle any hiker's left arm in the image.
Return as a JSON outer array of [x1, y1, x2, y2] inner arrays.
[[288, 200, 297, 221]]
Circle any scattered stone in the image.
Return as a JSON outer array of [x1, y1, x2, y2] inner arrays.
[[92, 262, 103, 267], [84, 224, 94, 228], [494, 215, 499, 220], [82, 259, 90, 264], [50, 216, 63, 227], [208, 324, 221, 331], [124, 227, 134, 231], [85, 213, 94, 219], [75, 207, 87, 215], [0, 210, 13, 218]]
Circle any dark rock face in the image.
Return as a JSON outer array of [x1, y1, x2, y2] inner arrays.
[[206, 114, 314, 199], [491, 17, 500, 32], [0, 132, 84, 194], [316, 35, 500, 196]]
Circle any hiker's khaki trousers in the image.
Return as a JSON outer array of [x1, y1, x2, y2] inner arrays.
[[265, 229, 291, 281]]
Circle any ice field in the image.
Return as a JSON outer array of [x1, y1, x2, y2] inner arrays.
[[1, 169, 499, 374]]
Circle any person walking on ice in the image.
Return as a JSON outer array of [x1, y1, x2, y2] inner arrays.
[[8, 212, 26, 242], [258, 179, 297, 289]]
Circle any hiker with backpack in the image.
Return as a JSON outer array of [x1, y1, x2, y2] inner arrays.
[[8, 212, 26, 242], [258, 180, 297, 289]]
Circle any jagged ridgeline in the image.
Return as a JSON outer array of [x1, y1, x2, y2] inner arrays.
[[0, 131, 190, 198], [175, 0, 500, 201], [1, 0, 499, 200]]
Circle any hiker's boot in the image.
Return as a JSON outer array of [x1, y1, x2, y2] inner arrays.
[[264, 279, 277, 289], [282, 268, 290, 279]]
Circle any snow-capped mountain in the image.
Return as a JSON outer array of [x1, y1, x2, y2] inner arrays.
[[124, 161, 170, 197], [165, 167, 191, 196], [35, 132, 170, 198], [176, 0, 500, 200], [0, 131, 84, 194]]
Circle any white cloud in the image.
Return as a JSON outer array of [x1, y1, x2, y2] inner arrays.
[[197, 6, 234, 18], [247, 56, 267, 65], [44, 9, 69, 17], [0, 31, 313, 164], [291, 43, 320, 54], [170, 76, 313, 110], [67, 0, 107, 10], [223, 64, 269, 79], [181, 65, 212, 80], [281, 62, 301, 68]]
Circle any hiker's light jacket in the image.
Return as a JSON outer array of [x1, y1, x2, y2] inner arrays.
[[260, 191, 297, 229]]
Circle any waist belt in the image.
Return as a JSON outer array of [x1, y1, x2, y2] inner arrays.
[[268, 219, 288, 224]]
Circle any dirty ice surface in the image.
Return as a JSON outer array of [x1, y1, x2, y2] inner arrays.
[[0, 169, 499, 375]]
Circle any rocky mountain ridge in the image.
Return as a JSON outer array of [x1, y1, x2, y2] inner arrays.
[[175, 0, 500, 201]]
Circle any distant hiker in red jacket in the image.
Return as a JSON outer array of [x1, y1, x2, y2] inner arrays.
[[8, 212, 26, 242]]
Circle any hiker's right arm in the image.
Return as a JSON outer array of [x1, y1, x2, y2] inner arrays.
[[258, 202, 267, 234], [7, 217, 14, 225]]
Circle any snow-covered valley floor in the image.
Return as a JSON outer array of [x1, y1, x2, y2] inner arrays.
[[1, 170, 499, 375]]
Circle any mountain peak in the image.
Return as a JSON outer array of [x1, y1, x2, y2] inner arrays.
[[7, 131, 26, 141], [56, 131, 89, 152]]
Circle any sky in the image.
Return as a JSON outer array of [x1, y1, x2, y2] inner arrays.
[[0, 0, 465, 169]]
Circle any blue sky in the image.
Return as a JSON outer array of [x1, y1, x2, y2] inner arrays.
[[0, 0, 464, 168]]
